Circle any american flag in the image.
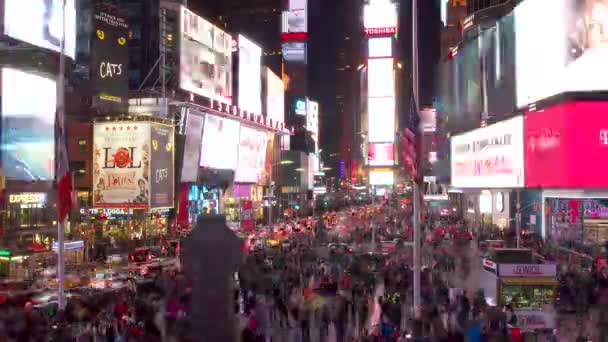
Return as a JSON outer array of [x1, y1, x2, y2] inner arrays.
[[55, 96, 72, 221]]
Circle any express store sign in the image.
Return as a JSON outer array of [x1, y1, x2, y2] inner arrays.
[[498, 264, 557, 277], [451, 116, 524, 188]]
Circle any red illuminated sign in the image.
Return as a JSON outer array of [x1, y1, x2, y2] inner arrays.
[[281, 32, 308, 41], [364, 27, 396, 36], [525, 101, 608, 188]]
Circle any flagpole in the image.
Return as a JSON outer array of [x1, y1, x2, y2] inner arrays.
[[57, 0, 67, 312]]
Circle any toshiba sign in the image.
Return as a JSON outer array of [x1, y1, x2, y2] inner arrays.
[[498, 264, 557, 277]]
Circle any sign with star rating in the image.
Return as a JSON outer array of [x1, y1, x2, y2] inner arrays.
[[93, 122, 152, 209]]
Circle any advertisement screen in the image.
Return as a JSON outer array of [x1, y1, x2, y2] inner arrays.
[[181, 111, 205, 182], [368, 143, 394, 166], [451, 116, 525, 188], [235, 126, 268, 183], [149, 123, 174, 209], [265, 68, 284, 124], [91, 10, 129, 105], [282, 9, 307, 33], [238, 35, 262, 114], [368, 97, 395, 143], [93, 122, 151, 209], [4, 0, 76, 58], [515, 0, 608, 107], [282, 42, 307, 62], [1, 68, 56, 181], [368, 58, 394, 97], [525, 101, 608, 188], [363, 0, 397, 29], [180, 6, 232, 103], [369, 170, 394, 185], [200, 115, 240, 170], [368, 37, 392, 58]]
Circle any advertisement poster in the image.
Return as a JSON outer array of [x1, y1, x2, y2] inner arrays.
[[260, 132, 276, 185], [515, 0, 608, 106], [368, 143, 394, 166], [200, 115, 240, 170], [91, 10, 129, 105], [238, 35, 262, 114], [4, 0, 76, 58], [181, 111, 205, 182], [150, 123, 174, 209], [266, 68, 285, 124], [451, 116, 524, 188], [93, 122, 150, 209], [525, 101, 608, 188], [180, 6, 232, 103], [1, 68, 56, 181], [240, 200, 254, 231], [235, 126, 268, 183]]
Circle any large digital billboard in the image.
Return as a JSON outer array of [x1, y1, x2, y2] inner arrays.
[[451, 116, 525, 188], [180, 111, 205, 182], [367, 58, 395, 97], [4, 0, 76, 58], [235, 126, 268, 183], [200, 115, 240, 170], [91, 10, 129, 105], [1, 68, 56, 181], [282, 42, 307, 62], [180, 6, 232, 103], [93, 122, 151, 209], [363, 0, 397, 30], [369, 170, 394, 186], [265, 67, 285, 124], [368, 143, 395, 166], [238, 35, 262, 114], [525, 101, 608, 188], [515, 0, 608, 107], [149, 123, 175, 209], [367, 97, 395, 143], [282, 9, 307, 33], [368, 37, 392, 58]]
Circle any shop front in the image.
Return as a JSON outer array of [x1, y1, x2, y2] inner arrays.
[[5, 192, 56, 252]]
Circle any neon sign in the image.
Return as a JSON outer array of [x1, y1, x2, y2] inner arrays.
[[364, 27, 396, 36]]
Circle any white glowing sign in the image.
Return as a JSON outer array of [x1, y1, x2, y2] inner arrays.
[[369, 170, 394, 185], [368, 37, 392, 58], [367, 58, 394, 97], [363, 0, 397, 30]]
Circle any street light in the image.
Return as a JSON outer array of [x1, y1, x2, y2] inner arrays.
[[268, 160, 294, 229]]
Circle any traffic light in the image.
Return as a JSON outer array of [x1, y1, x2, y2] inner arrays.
[[400, 128, 417, 179]]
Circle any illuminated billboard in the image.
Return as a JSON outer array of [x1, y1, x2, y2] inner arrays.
[[4, 0, 76, 58], [368, 97, 395, 143], [235, 126, 268, 183], [368, 37, 392, 58], [369, 170, 394, 185], [200, 115, 240, 170], [238, 34, 262, 114], [368, 143, 395, 166], [265, 68, 285, 124], [367, 58, 394, 97], [282, 9, 307, 33], [363, 0, 397, 31], [515, 0, 608, 107], [180, 6, 232, 103], [306, 99, 319, 150], [451, 116, 525, 188], [282, 42, 307, 62], [1, 68, 56, 181]]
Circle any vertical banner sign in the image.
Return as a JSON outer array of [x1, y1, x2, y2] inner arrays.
[[91, 10, 129, 105], [150, 123, 175, 209], [240, 200, 254, 230], [93, 122, 150, 209], [181, 112, 205, 182]]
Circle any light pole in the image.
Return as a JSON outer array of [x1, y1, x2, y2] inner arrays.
[[268, 160, 294, 230]]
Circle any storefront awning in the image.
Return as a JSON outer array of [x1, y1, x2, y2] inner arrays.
[[502, 277, 558, 286]]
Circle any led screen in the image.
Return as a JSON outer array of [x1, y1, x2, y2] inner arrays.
[[200, 115, 240, 170], [180, 111, 205, 182], [265, 68, 285, 124], [4, 0, 76, 58], [2, 68, 56, 181], [525, 101, 608, 188], [369, 170, 394, 185], [282, 42, 307, 62], [368, 58, 394, 97], [238, 35, 262, 114], [180, 6, 232, 103], [368, 143, 394, 166], [363, 0, 397, 29], [368, 97, 395, 143], [451, 116, 525, 188], [282, 10, 307, 33], [235, 126, 268, 183], [368, 37, 392, 58], [515, 0, 608, 107]]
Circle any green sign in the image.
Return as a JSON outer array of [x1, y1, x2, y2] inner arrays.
[[0, 249, 11, 257]]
